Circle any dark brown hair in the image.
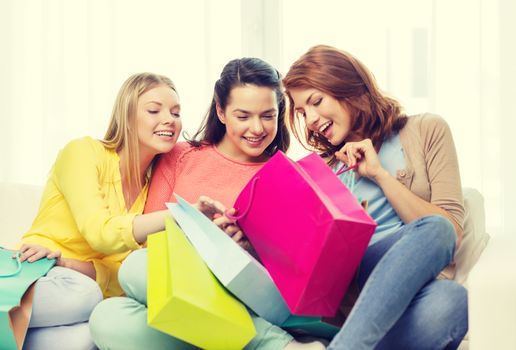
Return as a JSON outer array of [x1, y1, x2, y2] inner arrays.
[[188, 57, 289, 156], [283, 45, 407, 165]]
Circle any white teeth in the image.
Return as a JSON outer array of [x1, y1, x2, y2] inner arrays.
[[318, 121, 332, 134], [155, 131, 174, 137], [245, 136, 264, 142]]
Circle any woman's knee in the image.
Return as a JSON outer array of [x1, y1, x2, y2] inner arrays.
[[416, 215, 456, 253], [90, 297, 143, 349], [118, 248, 148, 302], [90, 296, 195, 350], [30, 267, 103, 327]]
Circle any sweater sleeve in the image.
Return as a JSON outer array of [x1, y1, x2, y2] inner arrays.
[[421, 114, 465, 232], [53, 138, 140, 254], [144, 142, 190, 213]]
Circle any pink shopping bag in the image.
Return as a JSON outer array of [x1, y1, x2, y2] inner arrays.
[[230, 152, 377, 316]]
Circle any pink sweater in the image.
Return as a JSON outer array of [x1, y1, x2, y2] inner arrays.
[[145, 142, 265, 212]]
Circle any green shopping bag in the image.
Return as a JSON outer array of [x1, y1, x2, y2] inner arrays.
[[281, 314, 344, 339], [147, 218, 256, 350], [0, 247, 56, 350]]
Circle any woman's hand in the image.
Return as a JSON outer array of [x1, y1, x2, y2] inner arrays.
[[336, 138, 388, 182], [213, 208, 253, 251], [194, 195, 226, 219], [17, 243, 96, 279], [18, 243, 62, 264]]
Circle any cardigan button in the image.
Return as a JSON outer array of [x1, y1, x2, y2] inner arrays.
[[399, 170, 407, 177]]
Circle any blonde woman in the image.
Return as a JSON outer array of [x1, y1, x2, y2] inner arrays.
[[17, 73, 223, 349]]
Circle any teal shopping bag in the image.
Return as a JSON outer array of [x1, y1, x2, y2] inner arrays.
[[281, 314, 344, 339], [0, 247, 56, 350]]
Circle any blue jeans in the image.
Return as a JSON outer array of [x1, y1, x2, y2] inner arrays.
[[328, 215, 468, 350]]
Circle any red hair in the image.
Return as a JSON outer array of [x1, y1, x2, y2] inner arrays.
[[283, 45, 407, 164]]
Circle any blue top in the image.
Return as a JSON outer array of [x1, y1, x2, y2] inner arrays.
[[336, 133, 406, 245]]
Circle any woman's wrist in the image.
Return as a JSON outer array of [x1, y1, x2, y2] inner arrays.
[[56, 257, 70, 268], [372, 168, 390, 184]]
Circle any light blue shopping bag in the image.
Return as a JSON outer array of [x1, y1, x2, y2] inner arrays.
[[0, 247, 56, 350], [167, 194, 292, 325]]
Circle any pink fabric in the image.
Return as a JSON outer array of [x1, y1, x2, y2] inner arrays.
[[145, 142, 265, 213]]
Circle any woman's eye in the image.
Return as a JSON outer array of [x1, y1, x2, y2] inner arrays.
[[313, 98, 322, 106], [262, 115, 275, 120], [172, 112, 181, 118], [148, 110, 159, 114], [237, 116, 248, 120]]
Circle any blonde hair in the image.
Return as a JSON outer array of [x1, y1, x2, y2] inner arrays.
[[102, 72, 177, 193]]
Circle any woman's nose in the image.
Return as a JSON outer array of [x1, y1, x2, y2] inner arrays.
[[161, 112, 175, 124], [305, 108, 319, 129], [250, 118, 264, 134]]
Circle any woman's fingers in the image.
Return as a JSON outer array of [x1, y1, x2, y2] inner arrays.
[[231, 230, 244, 243], [335, 151, 348, 164], [18, 243, 34, 254], [213, 215, 234, 228], [27, 250, 48, 263], [346, 144, 356, 166], [19, 247, 38, 262], [224, 224, 240, 236], [197, 196, 226, 218], [47, 250, 62, 260], [16, 244, 61, 263]]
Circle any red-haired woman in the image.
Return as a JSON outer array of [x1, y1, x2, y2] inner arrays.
[[283, 45, 468, 350]]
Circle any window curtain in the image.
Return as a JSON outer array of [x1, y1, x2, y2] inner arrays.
[[0, 0, 241, 184], [1, 0, 514, 235], [274, 0, 514, 235]]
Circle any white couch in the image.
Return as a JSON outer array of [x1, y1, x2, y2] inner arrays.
[[1, 182, 516, 349]]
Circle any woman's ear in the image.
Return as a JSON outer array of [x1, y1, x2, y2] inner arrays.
[[216, 104, 226, 124]]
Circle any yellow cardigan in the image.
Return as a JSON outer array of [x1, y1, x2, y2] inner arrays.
[[22, 137, 146, 297]]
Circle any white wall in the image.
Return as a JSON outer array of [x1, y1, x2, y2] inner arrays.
[[1, 0, 514, 235]]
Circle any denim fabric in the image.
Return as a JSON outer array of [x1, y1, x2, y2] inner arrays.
[[328, 215, 468, 350]]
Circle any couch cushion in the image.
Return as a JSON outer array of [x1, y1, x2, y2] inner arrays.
[[453, 187, 490, 284], [0, 182, 44, 248]]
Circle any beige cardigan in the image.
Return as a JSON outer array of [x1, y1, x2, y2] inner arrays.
[[398, 113, 464, 279], [340, 113, 464, 317]]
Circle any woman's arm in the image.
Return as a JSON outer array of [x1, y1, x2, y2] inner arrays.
[[133, 196, 227, 243], [132, 209, 170, 243], [18, 243, 96, 279], [59, 258, 96, 279], [373, 169, 462, 247], [53, 139, 143, 254], [338, 117, 464, 248]]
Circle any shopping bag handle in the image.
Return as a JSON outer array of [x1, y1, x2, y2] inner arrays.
[[225, 176, 260, 222], [336, 163, 357, 175], [336, 163, 357, 193], [0, 249, 22, 277]]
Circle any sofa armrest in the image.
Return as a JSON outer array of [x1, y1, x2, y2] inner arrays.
[[467, 235, 516, 350]]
